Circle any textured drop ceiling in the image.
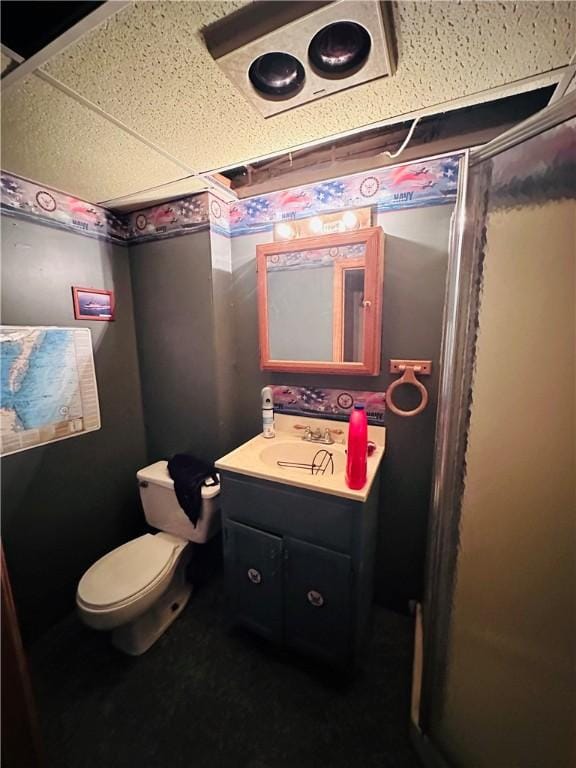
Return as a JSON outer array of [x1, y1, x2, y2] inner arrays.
[[1, 51, 13, 74], [1, 0, 575, 205], [1, 74, 193, 202]]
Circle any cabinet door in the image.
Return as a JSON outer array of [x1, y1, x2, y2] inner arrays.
[[224, 520, 283, 642], [284, 537, 352, 664]]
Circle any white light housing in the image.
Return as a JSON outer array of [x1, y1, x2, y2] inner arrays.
[[204, 1, 396, 118]]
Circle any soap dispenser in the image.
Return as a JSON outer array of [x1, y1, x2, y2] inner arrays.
[[261, 386, 275, 438]]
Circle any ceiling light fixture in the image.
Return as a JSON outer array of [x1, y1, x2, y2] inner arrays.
[[248, 52, 306, 100], [272, 208, 372, 241], [276, 222, 296, 239], [342, 211, 359, 229], [308, 21, 372, 79], [309, 216, 324, 234], [204, 1, 395, 118]]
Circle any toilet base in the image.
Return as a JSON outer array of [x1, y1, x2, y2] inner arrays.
[[111, 548, 193, 655]]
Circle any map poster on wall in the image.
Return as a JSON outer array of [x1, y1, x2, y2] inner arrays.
[[1, 327, 101, 457]]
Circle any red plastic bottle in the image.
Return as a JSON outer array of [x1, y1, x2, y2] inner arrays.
[[346, 403, 368, 490]]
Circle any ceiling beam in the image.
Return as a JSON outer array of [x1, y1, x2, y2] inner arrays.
[[217, 84, 557, 197], [222, 129, 499, 199], [205, 68, 569, 177], [1, 1, 132, 92]]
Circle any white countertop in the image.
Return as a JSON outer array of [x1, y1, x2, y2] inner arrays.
[[215, 414, 386, 502]]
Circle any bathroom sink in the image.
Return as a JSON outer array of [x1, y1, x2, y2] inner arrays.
[[259, 441, 346, 476], [216, 414, 386, 501]]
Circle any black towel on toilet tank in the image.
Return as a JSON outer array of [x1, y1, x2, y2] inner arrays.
[[167, 454, 218, 527]]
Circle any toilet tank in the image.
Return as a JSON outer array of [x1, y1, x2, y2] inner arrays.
[[137, 461, 220, 544]]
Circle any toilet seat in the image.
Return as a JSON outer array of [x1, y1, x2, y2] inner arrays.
[[77, 534, 180, 610]]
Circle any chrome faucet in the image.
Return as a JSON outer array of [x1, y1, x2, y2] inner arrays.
[[301, 426, 335, 445]]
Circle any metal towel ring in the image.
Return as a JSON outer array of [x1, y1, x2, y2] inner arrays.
[[385, 360, 431, 418]]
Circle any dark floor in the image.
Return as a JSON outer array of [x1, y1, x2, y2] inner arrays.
[[30, 574, 420, 768]]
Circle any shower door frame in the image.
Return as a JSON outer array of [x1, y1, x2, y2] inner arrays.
[[417, 90, 576, 749]]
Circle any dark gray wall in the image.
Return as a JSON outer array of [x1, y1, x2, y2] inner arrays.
[[1, 201, 451, 642], [129, 230, 222, 463], [229, 205, 453, 605], [210, 232, 238, 458], [1, 217, 147, 642]]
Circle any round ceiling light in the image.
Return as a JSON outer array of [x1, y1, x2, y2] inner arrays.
[[342, 211, 359, 229], [248, 52, 305, 100], [309, 216, 324, 234], [276, 222, 296, 240], [308, 21, 371, 79]]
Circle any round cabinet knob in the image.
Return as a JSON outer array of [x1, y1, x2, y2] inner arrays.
[[139, 481, 149, 488], [247, 568, 262, 585], [307, 590, 324, 607]]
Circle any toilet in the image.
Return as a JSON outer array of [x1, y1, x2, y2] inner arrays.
[[76, 460, 221, 655]]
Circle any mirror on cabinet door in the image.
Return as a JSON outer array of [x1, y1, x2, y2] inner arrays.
[[257, 227, 384, 375]]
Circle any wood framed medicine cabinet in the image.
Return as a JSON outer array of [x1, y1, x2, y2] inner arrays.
[[257, 227, 384, 375]]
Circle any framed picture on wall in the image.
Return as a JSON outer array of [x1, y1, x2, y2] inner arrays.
[[72, 287, 115, 321]]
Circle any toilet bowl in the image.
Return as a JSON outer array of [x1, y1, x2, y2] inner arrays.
[[76, 461, 220, 655]]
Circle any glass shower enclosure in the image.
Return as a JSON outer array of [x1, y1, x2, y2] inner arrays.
[[415, 94, 576, 768]]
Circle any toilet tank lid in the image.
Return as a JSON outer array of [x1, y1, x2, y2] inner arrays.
[[137, 460, 220, 499]]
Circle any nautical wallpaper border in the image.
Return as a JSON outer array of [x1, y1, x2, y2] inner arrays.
[[1, 153, 460, 245], [1, 174, 130, 244], [124, 194, 211, 243], [270, 385, 387, 425], [228, 154, 459, 237]]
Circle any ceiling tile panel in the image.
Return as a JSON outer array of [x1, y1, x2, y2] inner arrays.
[[1, 51, 15, 74], [1, 74, 188, 201], [101, 175, 209, 211], [40, 0, 575, 172]]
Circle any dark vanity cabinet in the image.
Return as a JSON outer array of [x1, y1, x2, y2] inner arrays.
[[220, 472, 380, 667]]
